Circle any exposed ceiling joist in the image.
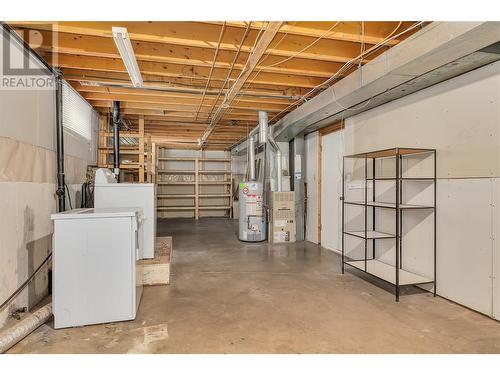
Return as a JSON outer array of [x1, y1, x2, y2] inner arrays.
[[199, 21, 283, 147]]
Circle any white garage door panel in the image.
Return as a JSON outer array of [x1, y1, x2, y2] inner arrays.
[[436, 178, 493, 315]]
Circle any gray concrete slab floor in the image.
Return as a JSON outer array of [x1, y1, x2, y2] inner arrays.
[[7, 218, 500, 353]]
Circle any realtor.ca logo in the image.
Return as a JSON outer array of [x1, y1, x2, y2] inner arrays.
[[1, 24, 58, 90]]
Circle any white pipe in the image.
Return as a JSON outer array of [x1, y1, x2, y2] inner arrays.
[[0, 303, 52, 353], [248, 135, 256, 181]]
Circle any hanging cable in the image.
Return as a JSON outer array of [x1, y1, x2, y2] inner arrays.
[[269, 21, 417, 123], [194, 22, 226, 121], [260, 21, 341, 69]]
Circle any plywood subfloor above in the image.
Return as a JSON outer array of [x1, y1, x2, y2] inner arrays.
[[8, 21, 422, 149]]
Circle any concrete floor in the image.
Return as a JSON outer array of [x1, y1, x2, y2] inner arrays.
[[8, 218, 500, 353]]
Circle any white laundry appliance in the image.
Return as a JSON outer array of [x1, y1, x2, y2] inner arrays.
[[94, 168, 156, 259], [51, 207, 144, 329]]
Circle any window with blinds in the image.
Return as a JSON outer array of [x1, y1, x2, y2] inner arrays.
[[62, 82, 93, 141]]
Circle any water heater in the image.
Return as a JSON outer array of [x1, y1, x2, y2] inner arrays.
[[238, 181, 266, 242]]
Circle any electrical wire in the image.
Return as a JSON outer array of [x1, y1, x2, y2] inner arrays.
[[222, 24, 292, 118], [230, 22, 420, 150], [194, 22, 226, 121], [205, 22, 252, 120], [260, 21, 341, 69], [202, 22, 269, 145], [269, 21, 419, 123], [227, 21, 340, 118]]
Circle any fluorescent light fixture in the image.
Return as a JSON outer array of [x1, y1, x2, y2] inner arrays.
[[112, 27, 143, 87]]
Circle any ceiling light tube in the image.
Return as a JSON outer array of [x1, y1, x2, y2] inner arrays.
[[112, 27, 143, 88]]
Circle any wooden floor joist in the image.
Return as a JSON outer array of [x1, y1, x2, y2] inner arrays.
[[9, 21, 420, 149]]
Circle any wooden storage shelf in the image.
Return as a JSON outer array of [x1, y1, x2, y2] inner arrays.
[[97, 115, 154, 183], [155, 149, 233, 220]]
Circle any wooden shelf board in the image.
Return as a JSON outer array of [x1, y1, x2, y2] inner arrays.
[[157, 194, 196, 198], [199, 170, 231, 174], [199, 158, 231, 162], [158, 157, 196, 161], [199, 206, 231, 210], [157, 182, 195, 185], [157, 170, 195, 174], [199, 181, 231, 185], [345, 259, 433, 286], [199, 194, 231, 198], [157, 206, 195, 211]]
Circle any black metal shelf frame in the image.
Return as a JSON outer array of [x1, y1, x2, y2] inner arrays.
[[341, 147, 437, 301]]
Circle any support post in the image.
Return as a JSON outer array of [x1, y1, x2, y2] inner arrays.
[[195, 158, 199, 220], [55, 70, 66, 212], [139, 116, 145, 183], [341, 156, 345, 274], [317, 133, 322, 244], [395, 149, 400, 302]]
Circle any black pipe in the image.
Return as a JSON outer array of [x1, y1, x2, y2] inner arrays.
[[112, 101, 120, 181], [55, 70, 66, 212]]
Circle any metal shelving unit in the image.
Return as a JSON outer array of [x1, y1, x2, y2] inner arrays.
[[341, 147, 436, 301], [156, 149, 233, 219]]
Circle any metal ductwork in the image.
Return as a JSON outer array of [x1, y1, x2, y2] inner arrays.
[[248, 135, 256, 181], [260, 111, 282, 192], [231, 22, 500, 154]]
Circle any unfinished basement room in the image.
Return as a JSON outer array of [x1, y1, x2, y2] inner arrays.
[[2, 1, 500, 371]]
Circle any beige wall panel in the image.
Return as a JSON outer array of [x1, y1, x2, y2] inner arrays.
[[344, 60, 500, 179]]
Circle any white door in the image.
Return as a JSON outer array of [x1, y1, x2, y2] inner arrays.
[[321, 131, 343, 252]]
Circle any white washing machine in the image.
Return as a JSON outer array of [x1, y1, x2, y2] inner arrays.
[[94, 168, 156, 259], [51, 207, 144, 329]]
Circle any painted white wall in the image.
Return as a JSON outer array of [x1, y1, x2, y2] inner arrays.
[[340, 59, 500, 319], [305, 132, 318, 243], [320, 131, 343, 253], [0, 30, 97, 328]]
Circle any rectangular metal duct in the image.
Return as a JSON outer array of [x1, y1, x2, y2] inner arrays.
[[232, 22, 500, 155]]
